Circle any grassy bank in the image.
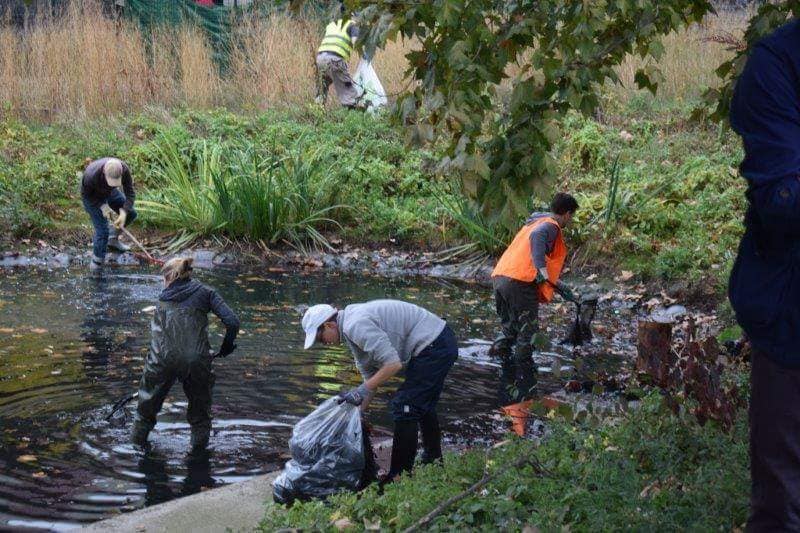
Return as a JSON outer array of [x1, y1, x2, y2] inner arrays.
[[0, 99, 744, 286], [261, 391, 749, 531], [0, 4, 749, 287], [0, 107, 445, 245]]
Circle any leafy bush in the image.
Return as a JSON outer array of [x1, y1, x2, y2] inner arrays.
[[561, 111, 744, 285], [0, 104, 747, 288], [261, 392, 748, 531]]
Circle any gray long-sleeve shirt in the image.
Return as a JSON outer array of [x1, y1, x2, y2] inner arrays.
[[337, 299, 446, 380], [526, 212, 560, 270]]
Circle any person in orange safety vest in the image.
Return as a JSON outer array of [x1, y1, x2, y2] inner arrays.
[[490, 193, 579, 404]]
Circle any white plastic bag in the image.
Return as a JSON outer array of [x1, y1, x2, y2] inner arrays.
[[272, 398, 364, 504], [353, 59, 388, 113]]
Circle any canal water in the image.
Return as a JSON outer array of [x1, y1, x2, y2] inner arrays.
[[0, 267, 633, 530]]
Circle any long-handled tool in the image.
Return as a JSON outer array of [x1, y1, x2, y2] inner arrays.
[[119, 225, 164, 266], [104, 210, 164, 266]]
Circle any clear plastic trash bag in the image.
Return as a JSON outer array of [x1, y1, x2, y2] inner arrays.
[[272, 397, 364, 504], [354, 59, 388, 113]]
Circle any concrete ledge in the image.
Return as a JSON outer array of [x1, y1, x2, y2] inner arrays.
[[82, 472, 279, 533]]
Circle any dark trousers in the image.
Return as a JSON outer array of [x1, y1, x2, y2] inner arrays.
[[386, 325, 457, 479], [749, 351, 800, 531], [390, 325, 458, 422], [81, 189, 137, 260], [133, 352, 214, 447], [492, 276, 539, 403], [491, 276, 540, 360]]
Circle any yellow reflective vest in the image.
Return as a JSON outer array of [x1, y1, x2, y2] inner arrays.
[[318, 19, 355, 61]]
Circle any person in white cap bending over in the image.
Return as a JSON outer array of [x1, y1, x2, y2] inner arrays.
[[80, 157, 137, 270], [302, 299, 458, 484]]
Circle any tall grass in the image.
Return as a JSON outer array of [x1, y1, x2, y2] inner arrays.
[[610, 10, 748, 103], [0, 1, 412, 120], [138, 132, 343, 249], [0, 1, 746, 121]]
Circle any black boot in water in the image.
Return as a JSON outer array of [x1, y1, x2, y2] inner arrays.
[[131, 420, 151, 449], [382, 420, 419, 485], [419, 411, 442, 465], [189, 426, 210, 457]]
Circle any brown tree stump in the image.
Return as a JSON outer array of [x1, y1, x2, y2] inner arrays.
[[636, 320, 675, 387]]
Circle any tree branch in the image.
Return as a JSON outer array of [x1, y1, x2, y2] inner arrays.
[[402, 454, 550, 533]]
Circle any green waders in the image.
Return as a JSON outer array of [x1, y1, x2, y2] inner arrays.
[[132, 301, 215, 453], [491, 275, 539, 403]]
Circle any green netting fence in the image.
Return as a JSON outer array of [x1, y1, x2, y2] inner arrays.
[[122, 0, 334, 69]]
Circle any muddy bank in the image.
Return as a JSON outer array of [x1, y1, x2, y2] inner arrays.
[[0, 239, 494, 282], [0, 238, 721, 310]]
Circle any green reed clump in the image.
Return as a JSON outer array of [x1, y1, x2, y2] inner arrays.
[[138, 130, 342, 249]]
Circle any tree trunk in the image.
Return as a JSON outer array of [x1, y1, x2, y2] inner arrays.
[[636, 320, 675, 387]]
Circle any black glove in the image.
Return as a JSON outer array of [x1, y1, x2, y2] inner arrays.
[[215, 340, 236, 358], [336, 383, 370, 406]]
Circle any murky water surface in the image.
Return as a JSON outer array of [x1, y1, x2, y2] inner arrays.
[[0, 267, 635, 530]]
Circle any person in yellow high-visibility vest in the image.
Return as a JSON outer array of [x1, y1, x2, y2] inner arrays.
[[490, 193, 579, 406], [315, 15, 362, 108]]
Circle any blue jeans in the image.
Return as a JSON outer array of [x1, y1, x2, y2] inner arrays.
[[82, 189, 137, 260], [390, 325, 458, 422]]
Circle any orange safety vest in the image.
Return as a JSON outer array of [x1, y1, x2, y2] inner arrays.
[[491, 216, 567, 303]]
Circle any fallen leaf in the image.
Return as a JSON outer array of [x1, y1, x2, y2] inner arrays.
[[32, 471, 47, 478], [615, 270, 634, 282], [639, 480, 661, 499], [17, 455, 37, 463], [363, 518, 381, 531], [333, 518, 354, 531]]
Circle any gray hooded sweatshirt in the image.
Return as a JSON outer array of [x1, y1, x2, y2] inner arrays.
[[526, 212, 560, 271], [336, 299, 446, 380]]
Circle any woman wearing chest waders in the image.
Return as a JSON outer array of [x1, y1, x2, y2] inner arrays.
[[131, 258, 240, 454]]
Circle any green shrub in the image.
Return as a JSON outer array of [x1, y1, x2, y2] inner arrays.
[[261, 392, 748, 531]]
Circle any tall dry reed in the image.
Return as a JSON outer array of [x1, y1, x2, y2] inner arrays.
[[228, 14, 319, 109], [611, 10, 748, 102], [0, 2, 747, 122]]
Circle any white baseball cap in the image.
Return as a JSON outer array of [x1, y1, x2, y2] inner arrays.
[[104, 159, 124, 187], [302, 304, 337, 349]]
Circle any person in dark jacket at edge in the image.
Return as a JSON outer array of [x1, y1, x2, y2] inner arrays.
[[728, 19, 800, 531], [80, 157, 137, 271], [131, 257, 240, 455], [489, 193, 579, 434]]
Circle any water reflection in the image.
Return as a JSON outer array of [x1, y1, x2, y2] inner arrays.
[[0, 267, 632, 528], [137, 449, 216, 506]]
